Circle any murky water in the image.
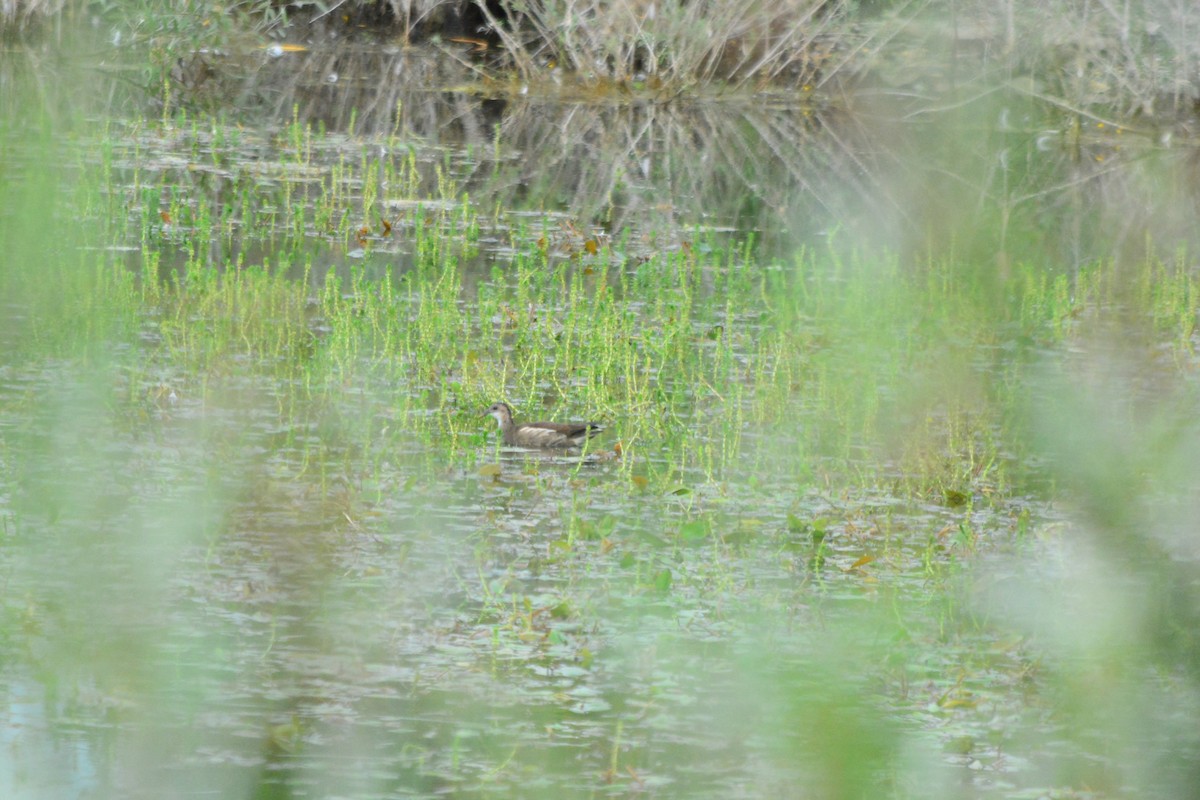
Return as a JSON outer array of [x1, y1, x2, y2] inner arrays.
[[4, 26, 1200, 800], [0, 354, 1064, 798]]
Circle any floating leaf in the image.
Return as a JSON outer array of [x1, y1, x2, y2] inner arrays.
[[653, 569, 672, 592], [679, 519, 708, 542], [268, 717, 305, 753], [945, 736, 975, 754], [578, 516, 616, 541], [940, 696, 979, 710], [944, 489, 970, 507]]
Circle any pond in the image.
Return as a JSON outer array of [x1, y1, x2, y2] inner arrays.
[[2, 21, 1200, 800]]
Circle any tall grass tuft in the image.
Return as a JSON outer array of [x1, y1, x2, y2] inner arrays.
[[482, 0, 844, 88]]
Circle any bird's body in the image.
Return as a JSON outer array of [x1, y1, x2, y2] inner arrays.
[[484, 402, 602, 449]]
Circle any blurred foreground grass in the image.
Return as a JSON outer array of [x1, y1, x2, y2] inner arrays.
[[3, 42, 1200, 800]]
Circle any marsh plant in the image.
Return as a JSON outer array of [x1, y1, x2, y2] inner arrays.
[[476, 0, 844, 88]]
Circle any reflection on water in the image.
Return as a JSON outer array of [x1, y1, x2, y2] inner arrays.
[[1, 677, 100, 798], [169, 39, 1200, 267], [5, 31, 1190, 281]]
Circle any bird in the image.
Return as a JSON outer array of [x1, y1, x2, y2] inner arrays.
[[483, 402, 603, 449]]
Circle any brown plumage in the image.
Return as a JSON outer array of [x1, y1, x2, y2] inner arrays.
[[484, 402, 602, 449]]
